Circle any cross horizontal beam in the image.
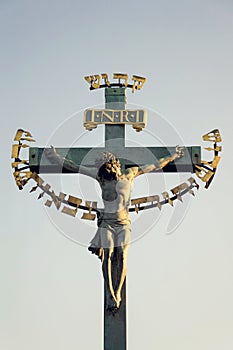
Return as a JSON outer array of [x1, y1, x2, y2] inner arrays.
[[29, 146, 201, 174]]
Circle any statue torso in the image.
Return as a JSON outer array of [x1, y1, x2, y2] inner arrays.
[[98, 173, 133, 224]]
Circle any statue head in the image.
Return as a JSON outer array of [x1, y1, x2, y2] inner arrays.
[[96, 152, 121, 182]]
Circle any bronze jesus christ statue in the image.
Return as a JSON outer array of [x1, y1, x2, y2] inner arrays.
[[45, 146, 184, 312]]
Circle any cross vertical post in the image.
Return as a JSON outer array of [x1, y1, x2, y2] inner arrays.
[[105, 87, 125, 148], [104, 87, 127, 350]]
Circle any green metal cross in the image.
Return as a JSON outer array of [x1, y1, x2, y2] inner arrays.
[[28, 86, 201, 350]]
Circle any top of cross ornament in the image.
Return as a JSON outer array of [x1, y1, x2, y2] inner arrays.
[[83, 73, 147, 133], [84, 73, 146, 92]]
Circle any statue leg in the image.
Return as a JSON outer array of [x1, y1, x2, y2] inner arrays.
[[102, 230, 117, 311], [115, 226, 130, 308], [115, 245, 129, 308]]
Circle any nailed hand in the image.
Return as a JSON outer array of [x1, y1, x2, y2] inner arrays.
[[44, 146, 58, 164], [175, 145, 185, 158]]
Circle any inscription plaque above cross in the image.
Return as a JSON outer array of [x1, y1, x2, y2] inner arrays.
[[11, 72, 222, 350]]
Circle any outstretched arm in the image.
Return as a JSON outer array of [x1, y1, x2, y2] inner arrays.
[[44, 146, 98, 179], [127, 146, 185, 178], [155, 146, 184, 170]]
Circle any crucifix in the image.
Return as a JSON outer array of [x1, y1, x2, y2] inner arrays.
[[12, 73, 222, 350]]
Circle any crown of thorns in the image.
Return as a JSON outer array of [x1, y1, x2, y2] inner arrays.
[[95, 152, 120, 168]]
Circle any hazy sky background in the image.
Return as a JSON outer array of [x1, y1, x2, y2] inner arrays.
[[1, 1, 232, 349]]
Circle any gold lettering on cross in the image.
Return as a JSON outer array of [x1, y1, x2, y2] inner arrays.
[[113, 73, 128, 87], [83, 109, 147, 131], [102, 110, 114, 123], [101, 73, 111, 86], [84, 75, 101, 89], [132, 75, 146, 93]]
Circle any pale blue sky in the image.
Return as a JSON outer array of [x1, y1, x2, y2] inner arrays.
[[1, 1, 232, 349]]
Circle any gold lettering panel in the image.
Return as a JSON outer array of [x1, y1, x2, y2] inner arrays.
[[11, 144, 29, 158], [81, 201, 96, 221], [84, 75, 101, 89], [101, 73, 111, 86], [171, 183, 189, 201], [202, 129, 222, 143], [162, 192, 173, 206], [31, 173, 44, 186], [132, 75, 146, 93], [12, 129, 36, 189], [202, 156, 221, 169], [195, 166, 215, 183], [195, 129, 222, 188], [14, 129, 35, 142], [68, 195, 82, 207], [113, 73, 128, 87], [205, 146, 222, 152], [84, 73, 146, 92], [130, 176, 200, 213], [61, 206, 78, 217], [83, 109, 147, 131], [187, 177, 199, 190]]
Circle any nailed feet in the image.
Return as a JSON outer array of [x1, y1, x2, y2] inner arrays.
[[115, 292, 121, 309], [106, 292, 120, 315]]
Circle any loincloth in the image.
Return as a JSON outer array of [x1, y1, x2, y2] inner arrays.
[[88, 219, 131, 260]]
